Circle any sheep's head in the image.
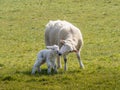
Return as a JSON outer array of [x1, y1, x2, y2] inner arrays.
[[58, 40, 77, 56], [46, 45, 59, 54]]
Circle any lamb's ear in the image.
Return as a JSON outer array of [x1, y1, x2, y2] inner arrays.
[[46, 46, 53, 49], [60, 40, 66, 44]]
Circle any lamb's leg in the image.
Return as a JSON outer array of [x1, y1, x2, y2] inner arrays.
[[54, 64, 58, 73], [31, 58, 42, 75], [38, 65, 41, 73], [47, 60, 52, 74], [57, 56, 62, 69], [63, 55, 67, 71], [76, 51, 84, 69], [31, 62, 38, 75], [53, 60, 57, 73], [31, 65, 37, 75], [47, 65, 51, 74]]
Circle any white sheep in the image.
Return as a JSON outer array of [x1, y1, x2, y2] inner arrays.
[[45, 20, 84, 71], [31, 45, 59, 74]]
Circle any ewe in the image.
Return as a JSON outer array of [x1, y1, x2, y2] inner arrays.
[[45, 20, 84, 71], [31, 45, 59, 74]]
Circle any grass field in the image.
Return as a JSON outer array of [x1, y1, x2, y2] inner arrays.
[[0, 0, 120, 89]]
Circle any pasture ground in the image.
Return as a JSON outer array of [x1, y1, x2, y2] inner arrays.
[[0, 0, 120, 90]]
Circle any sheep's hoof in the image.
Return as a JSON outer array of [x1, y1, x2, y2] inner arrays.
[[57, 65, 62, 69], [80, 66, 85, 69], [47, 71, 51, 74], [54, 70, 58, 74], [31, 73, 35, 75]]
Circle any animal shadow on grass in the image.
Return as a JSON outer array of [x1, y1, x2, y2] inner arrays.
[[0, 63, 4, 68], [16, 69, 58, 76]]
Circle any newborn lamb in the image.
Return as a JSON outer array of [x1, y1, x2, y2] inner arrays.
[[31, 45, 59, 74]]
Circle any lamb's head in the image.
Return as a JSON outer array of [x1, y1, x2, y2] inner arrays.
[[46, 45, 59, 54], [58, 40, 77, 56]]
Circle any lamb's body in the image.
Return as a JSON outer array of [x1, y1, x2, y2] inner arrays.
[[45, 20, 84, 70], [31, 45, 59, 74]]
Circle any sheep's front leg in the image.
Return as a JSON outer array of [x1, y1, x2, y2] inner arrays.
[[63, 55, 67, 71], [57, 56, 62, 69], [76, 51, 84, 69]]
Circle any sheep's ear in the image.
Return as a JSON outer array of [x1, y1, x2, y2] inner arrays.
[[46, 46, 53, 49], [72, 46, 77, 52], [73, 49, 77, 52], [60, 40, 66, 44]]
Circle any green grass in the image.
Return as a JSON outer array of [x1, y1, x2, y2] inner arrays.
[[0, 0, 120, 89]]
